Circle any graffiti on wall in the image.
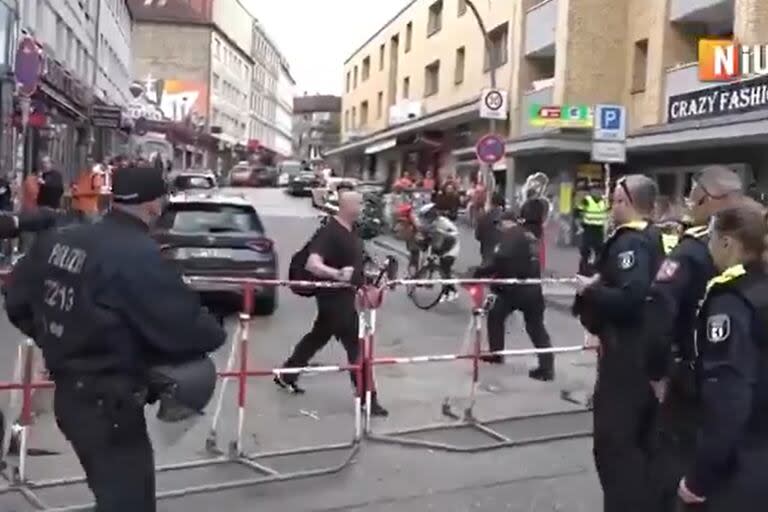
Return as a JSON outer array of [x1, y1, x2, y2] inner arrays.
[[127, 76, 208, 125]]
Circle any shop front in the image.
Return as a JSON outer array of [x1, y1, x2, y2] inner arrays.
[[628, 72, 768, 197]]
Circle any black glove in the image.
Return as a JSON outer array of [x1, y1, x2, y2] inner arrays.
[[18, 208, 58, 232]]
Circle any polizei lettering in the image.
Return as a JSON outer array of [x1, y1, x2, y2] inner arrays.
[[667, 74, 768, 123], [48, 243, 87, 274]]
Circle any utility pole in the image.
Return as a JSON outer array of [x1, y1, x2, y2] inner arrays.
[[464, 0, 497, 209]]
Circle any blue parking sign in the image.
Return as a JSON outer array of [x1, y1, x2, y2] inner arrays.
[[594, 104, 626, 141], [601, 107, 621, 130]]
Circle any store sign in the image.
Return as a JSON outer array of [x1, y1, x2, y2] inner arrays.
[[529, 104, 593, 128], [42, 55, 87, 107], [91, 105, 123, 128], [667, 73, 768, 123]]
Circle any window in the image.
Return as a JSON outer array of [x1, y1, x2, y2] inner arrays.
[[379, 43, 385, 70], [360, 101, 369, 126], [458, 0, 467, 16], [353, 66, 358, 88], [405, 22, 412, 52], [212, 73, 220, 91], [346, 71, 350, 92], [214, 38, 221, 59], [454, 47, 465, 84], [377, 91, 383, 119], [362, 56, 370, 81], [427, 1, 443, 36], [424, 60, 440, 96], [484, 22, 509, 71], [351, 106, 357, 128], [402, 76, 410, 99], [632, 39, 649, 93]]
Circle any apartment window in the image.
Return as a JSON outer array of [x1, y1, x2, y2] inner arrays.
[[212, 73, 220, 91], [360, 101, 369, 127], [427, 1, 443, 36], [362, 56, 370, 81], [484, 22, 509, 71], [346, 71, 350, 92], [403, 76, 410, 99], [424, 60, 440, 96], [454, 47, 465, 84], [214, 38, 221, 59], [632, 39, 649, 93], [377, 91, 383, 119], [405, 22, 412, 52], [379, 43, 385, 71], [351, 106, 357, 128], [458, 0, 467, 16], [353, 66, 358, 88]]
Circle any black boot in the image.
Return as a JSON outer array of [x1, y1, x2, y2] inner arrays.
[[367, 393, 389, 417]]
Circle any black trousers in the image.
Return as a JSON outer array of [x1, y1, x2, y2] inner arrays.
[[53, 379, 155, 512], [579, 226, 604, 275], [487, 291, 553, 370], [283, 292, 369, 392], [593, 329, 657, 512]]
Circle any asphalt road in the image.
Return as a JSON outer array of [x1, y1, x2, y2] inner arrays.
[[0, 188, 600, 511]]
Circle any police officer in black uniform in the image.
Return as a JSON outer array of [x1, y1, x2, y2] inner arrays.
[[4, 165, 226, 512], [677, 199, 768, 510], [574, 174, 666, 512], [645, 166, 744, 511], [474, 209, 554, 379]]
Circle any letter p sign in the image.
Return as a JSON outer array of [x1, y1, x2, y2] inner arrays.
[[594, 104, 626, 141], [601, 108, 620, 130]]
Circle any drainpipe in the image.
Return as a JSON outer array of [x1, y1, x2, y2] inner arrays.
[[88, 0, 103, 161]]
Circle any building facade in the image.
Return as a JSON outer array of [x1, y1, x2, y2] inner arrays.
[[293, 94, 342, 167], [17, 0, 133, 179], [250, 20, 292, 161], [329, 0, 768, 200], [274, 60, 295, 157]]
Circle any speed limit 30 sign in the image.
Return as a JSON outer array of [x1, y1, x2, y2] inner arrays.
[[479, 88, 508, 120]]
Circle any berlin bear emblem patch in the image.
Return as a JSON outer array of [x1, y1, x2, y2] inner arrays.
[[706, 314, 730, 343], [617, 250, 635, 270]]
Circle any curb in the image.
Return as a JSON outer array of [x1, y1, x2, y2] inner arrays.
[[371, 237, 575, 314]]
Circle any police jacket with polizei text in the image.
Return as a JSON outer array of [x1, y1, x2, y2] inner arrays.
[[474, 224, 541, 295], [3, 210, 226, 380], [577, 221, 665, 334], [645, 225, 716, 380], [685, 264, 768, 498]]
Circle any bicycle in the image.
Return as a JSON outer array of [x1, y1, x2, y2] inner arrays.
[[406, 244, 455, 311]]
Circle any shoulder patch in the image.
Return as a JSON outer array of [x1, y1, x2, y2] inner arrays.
[[617, 250, 635, 270], [655, 259, 680, 282], [706, 314, 731, 343]]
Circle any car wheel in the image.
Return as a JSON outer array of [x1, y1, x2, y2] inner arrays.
[[253, 291, 277, 316]]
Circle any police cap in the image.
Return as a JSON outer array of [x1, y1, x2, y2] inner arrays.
[[112, 165, 167, 204]]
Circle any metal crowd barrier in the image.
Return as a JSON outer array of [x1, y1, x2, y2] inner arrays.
[[0, 274, 595, 510]]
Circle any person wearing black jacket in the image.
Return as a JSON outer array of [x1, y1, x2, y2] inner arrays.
[[474, 209, 554, 379], [475, 192, 506, 264], [4, 165, 226, 511]]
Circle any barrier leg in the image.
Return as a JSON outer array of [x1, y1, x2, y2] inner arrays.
[[14, 340, 35, 485], [363, 309, 374, 434], [464, 308, 483, 422], [205, 321, 241, 453]]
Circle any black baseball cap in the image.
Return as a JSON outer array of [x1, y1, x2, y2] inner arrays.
[[112, 165, 167, 204]]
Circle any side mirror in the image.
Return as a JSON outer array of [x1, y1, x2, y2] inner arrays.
[[385, 255, 399, 281]]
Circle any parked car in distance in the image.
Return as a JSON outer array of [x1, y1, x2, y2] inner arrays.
[[169, 171, 217, 193], [228, 163, 278, 187], [277, 160, 305, 187], [153, 191, 278, 316], [286, 171, 321, 196]]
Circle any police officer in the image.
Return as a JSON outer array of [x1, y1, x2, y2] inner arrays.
[[677, 199, 768, 510], [575, 174, 666, 512], [475, 192, 506, 264], [474, 209, 554, 379], [645, 166, 744, 511], [576, 182, 609, 275], [4, 165, 226, 512]]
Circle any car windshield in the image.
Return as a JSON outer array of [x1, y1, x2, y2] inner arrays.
[[174, 175, 214, 189], [157, 203, 264, 233]]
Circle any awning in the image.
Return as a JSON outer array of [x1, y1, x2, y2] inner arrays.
[[39, 83, 88, 121], [364, 138, 397, 154]]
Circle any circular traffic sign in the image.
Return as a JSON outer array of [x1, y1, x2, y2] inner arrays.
[[15, 36, 42, 97], [484, 90, 503, 111], [475, 134, 505, 164]]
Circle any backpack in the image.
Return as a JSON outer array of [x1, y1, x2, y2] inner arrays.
[[288, 228, 323, 297]]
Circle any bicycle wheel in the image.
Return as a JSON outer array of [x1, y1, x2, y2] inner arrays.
[[408, 262, 445, 311]]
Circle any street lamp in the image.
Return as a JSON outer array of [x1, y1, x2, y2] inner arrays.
[[464, 0, 499, 207]]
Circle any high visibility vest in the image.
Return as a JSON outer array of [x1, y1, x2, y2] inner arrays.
[[580, 196, 608, 226]]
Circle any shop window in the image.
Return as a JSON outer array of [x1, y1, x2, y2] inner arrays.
[[424, 60, 440, 97], [632, 39, 648, 93]]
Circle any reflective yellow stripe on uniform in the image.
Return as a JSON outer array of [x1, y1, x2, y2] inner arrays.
[[618, 220, 648, 231], [662, 234, 679, 255], [705, 264, 747, 295], [684, 225, 710, 239], [581, 196, 608, 226]]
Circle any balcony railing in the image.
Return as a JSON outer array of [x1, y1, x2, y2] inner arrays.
[[520, 85, 554, 135], [524, 0, 557, 57], [669, 0, 733, 23]]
